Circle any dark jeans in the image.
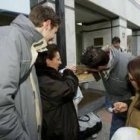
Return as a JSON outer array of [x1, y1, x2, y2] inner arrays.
[[110, 112, 127, 139], [105, 96, 113, 108]]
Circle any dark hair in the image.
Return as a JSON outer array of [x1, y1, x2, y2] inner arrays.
[[128, 57, 140, 89], [128, 57, 140, 109], [112, 36, 120, 44], [35, 44, 59, 69], [29, 5, 60, 27], [81, 46, 109, 68]]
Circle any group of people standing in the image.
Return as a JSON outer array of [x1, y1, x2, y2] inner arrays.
[[81, 37, 140, 139], [0, 4, 79, 140], [0, 3, 140, 140]]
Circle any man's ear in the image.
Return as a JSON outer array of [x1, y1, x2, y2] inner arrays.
[[43, 20, 51, 30], [46, 58, 51, 67]]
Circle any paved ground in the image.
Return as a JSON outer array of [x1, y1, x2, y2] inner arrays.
[[96, 108, 112, 140], [78, 88, 112, 140], [87, 108, 112, 140]]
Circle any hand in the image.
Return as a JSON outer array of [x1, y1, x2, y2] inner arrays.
[[113, 102, 128, 113], [98, 65, 109, 71], [66, 65, 76, 73]]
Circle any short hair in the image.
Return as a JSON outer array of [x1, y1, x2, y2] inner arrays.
[[81, 46, 109, 68], [112, 36, 120, 44], [29, 5, 60, 27], [35, 44, 59, 70]]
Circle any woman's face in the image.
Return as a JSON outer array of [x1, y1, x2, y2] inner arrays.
[[46, 52, 62, 70], [128, 73, 139, 91]]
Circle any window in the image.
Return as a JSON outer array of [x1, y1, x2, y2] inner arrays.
[[94, 37, 103, 46]]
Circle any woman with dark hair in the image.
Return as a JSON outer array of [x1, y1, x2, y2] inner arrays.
[[35, 44, 79, 140], [113, 56, 140, 129]]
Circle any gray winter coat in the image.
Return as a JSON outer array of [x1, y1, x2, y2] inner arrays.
[[101, 48, 134, 103], [0, 15, 42, 140]]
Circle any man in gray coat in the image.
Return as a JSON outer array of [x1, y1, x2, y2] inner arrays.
[[0, 5, 60, 140], [81, 44, 134, 139]]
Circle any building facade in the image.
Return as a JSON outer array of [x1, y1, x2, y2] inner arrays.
[[1, 0, 140, 65]]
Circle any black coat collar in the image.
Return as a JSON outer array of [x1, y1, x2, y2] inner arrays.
[[36, 66, 63, 80]]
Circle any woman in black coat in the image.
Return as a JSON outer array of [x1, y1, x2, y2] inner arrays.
[[35, 44, 79, 140]]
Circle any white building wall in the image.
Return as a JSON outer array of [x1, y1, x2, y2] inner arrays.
[[45, 0, 76, 65], [136, 32, 140, 55], [82, 28, 111, 49], [132, 31, 140, 56], [82, 18, 128, 50], [112, 18, 128, 50], [89, 0, 140, 27], [65, 0, 76, 65], [44, 0, 76, 65]]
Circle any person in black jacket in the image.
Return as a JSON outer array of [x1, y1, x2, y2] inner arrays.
[[35, 44, 79, 140]]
